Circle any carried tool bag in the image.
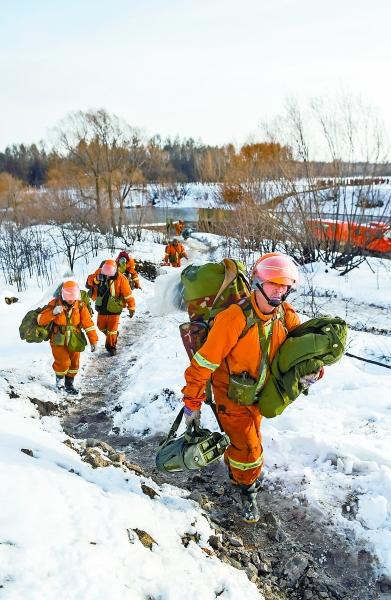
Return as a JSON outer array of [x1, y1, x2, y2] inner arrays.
[[155, 407, 230, 473], [179, 258, 251, 360], [19, 306, 52, 343]]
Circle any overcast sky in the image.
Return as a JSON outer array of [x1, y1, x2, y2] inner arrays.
[[1, 0, 390, 150]]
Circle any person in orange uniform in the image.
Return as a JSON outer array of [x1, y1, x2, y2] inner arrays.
[[181, 253, 309, 523], [174, 220, 185, 236], [86, 259, 135, 356], [116, 251, 141, 289], [37, 280, 98, 395], [163, 238, 188, 267]]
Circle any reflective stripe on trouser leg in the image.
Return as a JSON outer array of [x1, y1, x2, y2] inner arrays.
[[51, 346, 80, 377], [227, 454, 264, 471], [102, 314, 120, 347], [216, 400, 263, 486]]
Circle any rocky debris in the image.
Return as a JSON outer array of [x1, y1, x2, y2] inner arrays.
[[62, 437, 145, 475], [127, 528, 157, 550], [282, 553, 309, 587], [8, 385, 20, 399], [181, 532, 201, 548], [20, 448, 33, 457], [4, 296, 19, 305], [141, 483, 159, 499], [30, 397, 58, 416]]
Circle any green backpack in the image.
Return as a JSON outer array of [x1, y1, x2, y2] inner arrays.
[[179, 259, 251, 360], [19, 307, 52, 343]]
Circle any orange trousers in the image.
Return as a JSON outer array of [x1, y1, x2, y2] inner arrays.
[[50, 344, 80, 378], [97, 314, 120, 348], [215, 394, 263, 486]]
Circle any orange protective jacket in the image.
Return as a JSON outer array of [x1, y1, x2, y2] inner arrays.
[[37, 299, 98, 346], [174, 222, 184, 236], [119, 257, 141, 289], [86, 269, 135, 312], [164, 243, 188, 264], [182, 294, 300, 411]]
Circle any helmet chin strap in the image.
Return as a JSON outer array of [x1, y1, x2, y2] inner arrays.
[[255, 282, 291, 307]]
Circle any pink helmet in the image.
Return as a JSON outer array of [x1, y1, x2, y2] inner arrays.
[[252, 253, 299, 287], [101, 259, 117, 277], [61, 280, 81, 303]]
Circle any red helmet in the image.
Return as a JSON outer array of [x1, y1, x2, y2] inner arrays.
[[116, 250, 129, 262], [101, 259, 117, 277], [61, 280, 80, 303], [252, 253, 299, 287]]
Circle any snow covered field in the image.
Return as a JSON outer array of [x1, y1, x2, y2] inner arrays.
[[1, 227, 391, 598]]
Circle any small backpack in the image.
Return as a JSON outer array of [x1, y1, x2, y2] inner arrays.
[[19, 307, 52, 343], [179, 259, 251, 359]]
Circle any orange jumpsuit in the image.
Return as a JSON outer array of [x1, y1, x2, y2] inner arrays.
[[86, 268, 135, 349], [164, 243, 188, 267], [38, 299, 98, 378], [118, 256, 141, 289], [182, 293, 300, 485], [174, 221, 184, 236]]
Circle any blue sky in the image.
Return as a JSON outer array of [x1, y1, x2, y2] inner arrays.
[[1, 0, 390, 149]]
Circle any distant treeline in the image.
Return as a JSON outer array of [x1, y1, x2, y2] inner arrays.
[[2, 139, 391, 188]]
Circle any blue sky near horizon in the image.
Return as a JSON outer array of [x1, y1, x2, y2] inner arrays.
[[1, 0, 390, 151]]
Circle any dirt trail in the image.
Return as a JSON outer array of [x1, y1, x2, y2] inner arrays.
[[61, 313, 386, 600]]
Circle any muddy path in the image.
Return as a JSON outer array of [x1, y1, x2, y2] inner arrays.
[[61, 313, 386, 600]]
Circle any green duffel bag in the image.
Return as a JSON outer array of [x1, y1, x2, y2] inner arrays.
[[67, 329, 87, 352], [19, 306, 52, 343], [107, 295, 124, 314]]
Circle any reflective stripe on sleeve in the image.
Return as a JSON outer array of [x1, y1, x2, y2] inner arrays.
[[193, 352, 219, 372], [123, 294, 132, 300], [227, 454, 264, 471], [84, 326, 96, 333]]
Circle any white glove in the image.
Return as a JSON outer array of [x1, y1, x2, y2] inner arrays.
[[299, 370, 322, 389], [184, 406, 201, 429], [52, 305, 63, 315], [90, 344, 97, 352]]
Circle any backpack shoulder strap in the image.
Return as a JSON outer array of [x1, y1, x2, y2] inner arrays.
[[238, 297, 259, 338]]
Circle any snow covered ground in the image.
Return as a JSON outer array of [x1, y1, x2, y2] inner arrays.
[[1, 226, 391, 598], [0, 234, 261, 600]]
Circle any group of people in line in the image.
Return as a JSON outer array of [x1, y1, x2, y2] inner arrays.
[[38, 231, 189, 395], [35, 228, 325, 525], [37, 250, 141, 395]]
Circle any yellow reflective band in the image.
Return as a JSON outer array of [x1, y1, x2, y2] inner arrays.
[[55, 369, 68, 376], [193, 352, 219, 372], [107, 330, 118, 335], [68, 369, 78, 374], [84, 326, 95, 333], [123, 294, 132, 300], [227, 453, 264, 471]]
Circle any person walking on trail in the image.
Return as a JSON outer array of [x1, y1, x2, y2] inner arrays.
[[116, 250, 141, 290], [37, 280, 98, 395], [181, 253, 323, 523], [174, 220, 185, 236], [163, 238, 188, 267], [86, 259, 135, 356]]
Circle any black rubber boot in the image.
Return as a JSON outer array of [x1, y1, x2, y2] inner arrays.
[[239, 479, 262, 524], [55, 375, 64, 390], [105, 343, 117, 356], [64, 376, 78, 395]]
